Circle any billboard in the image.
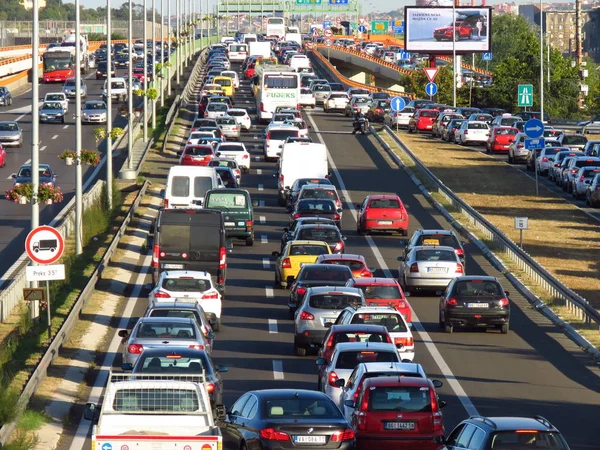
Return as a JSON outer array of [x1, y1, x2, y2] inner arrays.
[[404, 6, 492, 54]]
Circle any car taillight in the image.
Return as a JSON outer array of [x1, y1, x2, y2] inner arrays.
[[282, 258, 292, 269], [455, 263, 464, 273], [517, 144, 523, 148], [293, 213, 301, 219], [455, 248, 464, 257], [446, 297, 458, 307], [353, 383, 362, 400], [542, 157, 548, 162], [219, 246, 226, 269], [430, 387, 443, 431], [127, 344, 143, 354], [333, 242, 344, 252], [260, 102, 266, 112], [202, 292, 219, 299], [259, 428, 289, 441], [206, 382, 215, 393], [375, 108, 383, 114], [328, 371, 338, 387], [242, 154, 249, 159], [498, 298, 510, 307], [359, 268, 372, 277], [188, 344, 205, 350], [571, 169, 578, 173], [154, 290, 171, 298], [246, 220, 253, 227], [464, 130, 469, 135], [299, 311, 314, 321], [394, 337, 413, 347], [163, 197, 169, 208], [331, 429, 355, 442], [333, 213, 340, 220], [409, 263, 419, 273], [297, 286, 307, 295], [152, 244, 160, 267], [204, 112, 208, 117], [580, 175, 585, 182], [335, 199, 341, 209]]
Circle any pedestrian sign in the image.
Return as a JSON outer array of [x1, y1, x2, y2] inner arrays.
[[518, 84, 533, 107]]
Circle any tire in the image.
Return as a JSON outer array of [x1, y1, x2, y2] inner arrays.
[[61, 118, 65, 124], [445, 324, 453, 333], [294, 342, 306, 357], [508, 153, 513, 164], [501, 323, 509, 334], [212, 320, 220, 332], [278, 195, 286, 207], [245, 236, 254, 246], [439, 313, 445, 328]]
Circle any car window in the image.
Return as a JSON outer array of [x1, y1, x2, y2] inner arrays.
[[206, 192, 247, 208], [417, 234, 458, 248], [230, 395, 249, 416], [309, 294, 361, 310], [454, 280, 502, 296], [289, 244, 330, 256], [240, 395, 258, 418], [298, 228, 339, 241], [369, 199, 400, 208], [359, 285, 401, 299], [138, 354, 208, 373], [456, 424, 477, 448], [335, 350, 398, 368], [415, 249, 457, 262], [490, 431, 568, 450], [352, 313, 407, 332], [265, 398, 342, 418], [562, 135, 587, 145], [136, 321, 196, 339], [162, 277, 211, 292], [368, 386, 431, 412], [468, 427, 487, 449], [186, 146, 213, 156]]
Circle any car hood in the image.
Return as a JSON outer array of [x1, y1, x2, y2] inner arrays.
[[434, 26, 454, 32], [0, 130, 19, 137], [16, 176, 54, 185], [82, 109, 106, 114], [40, 109, 64, 114]]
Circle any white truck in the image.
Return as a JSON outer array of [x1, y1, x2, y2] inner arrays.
[[248, 41, 272, 58], [61, 32, 90, 74], [84, 372, 223, 450], [277, 142, 329, 205], [285, 33, 302, 45]]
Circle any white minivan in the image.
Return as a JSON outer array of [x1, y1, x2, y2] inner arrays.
[[264, 125, 300, 162], [277, 142, 328, 206], [164, 166, 223, 209]]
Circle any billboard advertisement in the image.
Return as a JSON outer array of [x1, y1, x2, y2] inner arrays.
[[404, 6, 492, 54]]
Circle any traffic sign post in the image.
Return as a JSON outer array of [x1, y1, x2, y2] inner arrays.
[[358, 25, 367, 33], [426, 82, 438, 99], [391, 20, 403, 34], [371, 20, 388, 35], [424, 67, 439, 83], [514, 217, 528, 248], [482, 52, 492, 61], [324, 27, 333, 37], [518, 84, 533, 108], [524, 119, 544, 139], [25, 225, 65, 340], [390, 96, 406, 133], [399, 51, 411, 61], [323, 20, 332, 29], [523, 121, 545, 198]]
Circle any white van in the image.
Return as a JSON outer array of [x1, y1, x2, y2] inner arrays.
[[164, 166, 223, 209], [227, 43, 248, 62], [264, 125, 300, 162], [277, 142, 328, 205]]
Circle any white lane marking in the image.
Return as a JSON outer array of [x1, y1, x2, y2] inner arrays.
[[272, 360, 284, 380], [261, 234, 268, 244], [51, 134, 58, 140], [24, 159, 31, 164], [257, 169, 262, 175], [258, 183, 264, 191], [268, 319, 278, 334], [263, 257, 270, 269], [259, 200, 265, 207], [305, 111, 479, 417], [6, 175, 12, 180], [63, 125, 69, 129], [265, 286, 274, 298], [15, 114, 26, 121], [40, 146, 47, 152], [68, 255, 152, 450], [259, 215, 266, 224]]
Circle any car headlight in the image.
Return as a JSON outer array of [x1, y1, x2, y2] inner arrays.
[[56, 113, 63, 117], [40, 114, 47, 117], [82, 113, 88, 118]]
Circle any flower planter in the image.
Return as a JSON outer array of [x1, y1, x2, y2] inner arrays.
[[18, 196, 27, 205], [45, 199, 53, 205], [65, 157, 74, 166]]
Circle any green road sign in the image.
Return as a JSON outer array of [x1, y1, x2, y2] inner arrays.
[[518, 84, 533, 107], [296, 0, 322, 3], [371, 20, 388, 35]]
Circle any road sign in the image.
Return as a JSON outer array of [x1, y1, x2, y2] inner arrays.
[[371, 20, 388, 35], [398, 51, 411, 61], [329, 0, 348, 4], [23, 288, 47, 302], [324, 27, 333, 37], [323, 20, 332, 29], [325, 39, 332, 47], [26, 264, 66, 282], [524, 119, 544, 139], [297, 0, 322, 3], [358, 25, 367, 33], [390, 96, 406, 112], [525, 138, 545, 149], [25, 225, 65, 265], [518, 84, 533, 107], [482, 52, 493, 61], [514, 217, 529, 230], [392, 20, 403, 34], [310, 26, 318, 35], [359, 17, 367, 25], [425, 82, 438, 97], [101, 443, 112, 450], [424, 67, 439, 83]]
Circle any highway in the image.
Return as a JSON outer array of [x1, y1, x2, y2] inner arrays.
[[0, 70, 129, 275], [63, 59, 600, 450]]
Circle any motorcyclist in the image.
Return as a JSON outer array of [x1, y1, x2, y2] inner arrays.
[[352, 111, 366, 134]]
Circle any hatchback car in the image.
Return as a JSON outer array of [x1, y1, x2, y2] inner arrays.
[[12, 164, 56, 187], [39, 101, 67, 124], [549, 150, 583, 182], [507, 132, 529, 164], [384, 107, 415, 129], [404, 229, 465, 268], [456, 120, 489, 145], [586, 173, 600, 207], [432, 113, 463, 138], [226, 108, 252, 131], [346, 277, 412, 323], [62, 77, 87, 98], [0, 86, 12, 106], [311, 84, 332, 105], [296, 184, 343, 211], [215, 116, 240, 141], [145, 299, 216, 341], [179, 145, 215, 166], [205, 102, 229, 119], [272, 240, 332, 289], [486, 126, 518, 154], [571, 166, 600, 199], [318, 324, 392, 367], [215, 142, 250, 172], [442, 118, 465, 142], [408, 109, 438, 133], [316, 254, 373, 278], [357, 195, 409, 236], [81, 100, 107, 124], [562, 156, 600, 192], [290, 224, 346, 254], [300, 87, 316, 108], [324, 92, 350, 113], [556, 132, 587, 150], [215, 166, 238, 188], [345, 96, 371, 117], [291, 199, 342, 229], [535, 146, 568, 175], [439, 275, 510, 334], [43, 92, 69, 111], [285, 178, 333, 209], [366, 100, 391, 123], [399, 245, 464, 293]]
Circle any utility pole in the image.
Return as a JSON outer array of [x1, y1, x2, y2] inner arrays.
[[143, 0, 148, 142], [75, 0, 83, 256], [127, 0, 133, 170], [539, 0, 544, 120], [575, 0, 583, 108], [176, 0, 180, 87], [167, 0, 171, 96], [31, 0, 40, 233], [152, 0, 156, 129], [160, 0, 165, 107], [106, 0, 113, 209]]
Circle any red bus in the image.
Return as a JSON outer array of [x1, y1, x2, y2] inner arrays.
[[42, 50, 75, 83]]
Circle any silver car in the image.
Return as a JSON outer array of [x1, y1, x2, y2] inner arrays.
[[293, 286, 366, 357], [550, 151, 583, 183], [344, 96, 371, 117], [562, 156, 600, 192], [571, 166, 600, 199], [118, 316, 209, 369], [508, 132, 529, 163], [398, 245, 464, 292], [81, 100, 107, 124], [311, 84, 332, 106], [62, 77, 87, 99], [215, 116, 241, 141], [39, 102, 67, 124], [535, 147, 568, 176], [0, 121, 23, 147]]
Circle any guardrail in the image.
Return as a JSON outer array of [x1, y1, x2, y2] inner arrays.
[[380, 125, 600, 328], [0, 180, 150, 446]]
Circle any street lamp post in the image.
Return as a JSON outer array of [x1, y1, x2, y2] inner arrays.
[[75, 0, 83, 255], [167, 0, 171, 96], [176, 0, 180, 87], [152, 0, 156, 129], [143, 0, 148, 142], [540, 0, 544, 120], [127, 0, 133, 169], [452, 0, 457, 108], [31, 0, 40, 236], [106, 0, 113, 209], [160, 0, 165, 106]]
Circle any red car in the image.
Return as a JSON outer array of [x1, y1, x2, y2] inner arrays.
[[486, 126, 518, 154], [316, 254, 372, 277], [125, 67, 145, 83], [0, 145, 5, 168], [351, 376, 446, 450], [179, 145, 215, 166], [346, 277, 412, 323], [408, 109, 439, 133], [433, 20, 473, 41], [356, 195, 409, 236]]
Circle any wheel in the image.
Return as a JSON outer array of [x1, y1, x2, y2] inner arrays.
[[357, 225, 366, 236], [212, 320, 220, 332], [508, 153, 513, 164], [294, 342, 306, 357], [240, 441, 248, 450], [444, 324, 453, 333], [245, 236, 254, 246], [289, 308, 295, 320], [439, 312, 445, 328], [500, 323, 509, 334], [274, 272, 282, 288], [8, 98, 12, 106], [278, 195, 286, 207], [61, 118, 65, 124]]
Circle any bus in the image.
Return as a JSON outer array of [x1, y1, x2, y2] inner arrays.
[[266, 17, 286, 39], [254, 65, 301, 123], [42, 49, 75, 83]]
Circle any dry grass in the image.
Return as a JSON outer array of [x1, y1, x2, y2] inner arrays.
[[394, 131, 600, 308]]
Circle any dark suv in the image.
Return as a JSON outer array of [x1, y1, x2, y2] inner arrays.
[[443, 415, 570, 449]]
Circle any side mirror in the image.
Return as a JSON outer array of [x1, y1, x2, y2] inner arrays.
[[407, 323, 413, 329], [324, 322, 333, 328], [83, 403, 98, 421], [342, 237, 347, 241], [215, 405, 226, 420], [340, 196, 346, 201], [334, 378, 346, 387], [217, 365, 228, 372], [356, 204, 362, 209], [271, 251, 280, 257], [397, 255, 404, 261], [432, 379, 443, 388], [121, 363, 133, 371], [252, 200, 259, 207], [283, 227, 289, 232], [10, 173, 16, 179], [315, 358, 326, 365], [215, 152, 221, 157], [439, 400, 447, 409], [118, 330, 129, 338], [207, 331, 216, 339], [344, 400, 356, 408], [504, 290, 510, 297]]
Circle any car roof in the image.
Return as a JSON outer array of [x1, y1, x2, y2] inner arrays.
[[137, 316, 195, 325], [412, 245, 457, 252], [352, 306, 398, 313], [416, 229, 456, 236], [308, 286, 362, 294], [454, 275, 498, 282], [364, 376, 430, 388], [298, 224, 339, 230], [289, 240, 330, 246], [329, 324, 388, 333], [300, 184, 336, 190], [333, 342, 397, 352], [361, 361, 424, 374], [246, 389, 330, 400], [148, 302, 200, 310], [469, 416, 558, 432], [366, 194, 400, 200], [349, 277, 399, 286]]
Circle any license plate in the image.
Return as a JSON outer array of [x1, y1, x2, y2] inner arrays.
[[322, 317, 336, 325], [503, 145, 509, 148], [224, 222, 235, 226], [162, 263, 184, 269], [384, 421, 415, 430], [427, 267, 447, 273], [468, 303, 489, 308], [294, 435, 326, 444], [378, 220, 393, 225]]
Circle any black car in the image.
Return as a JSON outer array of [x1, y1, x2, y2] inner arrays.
[[131, 347, 227, 411], [328, 82, 344, 92], [96, 61, 116, 80], [444, 119, 466, 142], [284, 177, 332, 208], [220, 389, 355, 450], [290, 224, 346, 254], [439, 276, 510, 334], [288, 264, 354, 317], [444, 415, 570, 450], [114, 54, 129, 68], [480, 107, 506, 117], [281, 217, 337, 252], [290, 199, 341, 229]]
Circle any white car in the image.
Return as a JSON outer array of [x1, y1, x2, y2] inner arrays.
[[456, 120, 490, 145], [269, 112, 296, 127], [283, 118, 309, 138], [186, 131, 218, 145], [205, 102, 229, 119], [215, 142, 251, 172], [147, 270, 223, 330], [300, 88, 316, 109], [227, 108, 252, 131], [43, 92, 69, 111], [264, 125, 300, 161], [323, 92, 349, 113], [220, 70, 239, 89], [317, 342, 400, 406], [384, 107, 415, 128]]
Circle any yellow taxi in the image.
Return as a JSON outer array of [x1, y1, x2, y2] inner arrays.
[[212, 76, 235, 98], [255, 56, 277, 68], [272, 240, 331, 288]]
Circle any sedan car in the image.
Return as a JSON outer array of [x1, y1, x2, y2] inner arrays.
[[344, 96, 371, 117], [346, 277, 412, 323], [220, 389, 356, 450], [571, 166, 600, 199], [404, 229, 465, 268], [398, 245, 464, 293], [205, 102, 229, 119], [226, 108, 252, 131], [285, 177, 333, 209], [39, 102, 66, 124], [441, 118, 465, 142], [215, 116, 241, 141], [383, 107, 415, 129], [455, 120, 489, 145], [316, 254, 373, 278], [324, 92, 350, 113], [12, 164, 55, 187], [43, 92, 69, 111], [118, 317, 209, 368], [81, 100, 107, 124], [215, 142, 250, 171], [586, 173, 600, 207], [290, 224, 346, 254], [62, 77, 87, 99], [356, 195, 409, 236], [179, 145, 215, 166], [291, 199, 342, 229], [0, 86, 12, 106], [318, 324, 392, 365], [439, 276, 511, 334], [272, 240, 332, 289]]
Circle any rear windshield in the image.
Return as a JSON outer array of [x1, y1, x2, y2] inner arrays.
[[369, 199, 399, 208], [301, 268, 351, 281], [563, 135, 587, 145], [468, 122, 488, 129], [208, 103, 228, 111], [217, 118, 236, 125], [298, 228, 339, 241], [351, 313, 407, 332], [335, 350, 398, 368], [332, 331, 389, 345], [494, 128, 517, 136], [218, 144, 244, 152], [205, 192, 247, 209], [301, 189, 337, 199], [186, 146, 213, 156], [301, 88, 312, 94], [414, 249, 457, 262], [543, 148, 563, 155], [209, 160, 236, 168], [489, 431, 569, 450], [583, 168, 600, 177], [417, 234, 458, 248], [194, 177, 214, 197], [269, 130, 299, 140], [297, 199, 336, 211], [229, 45, 247, 52], [309, 294, 362, 310], [113, 388, 202, 412], [215, 79, 231, 86], [358, 285, 401, 299], [500, 118, 518, 125], [161, 278, 211, 292], [454, 280, 502, 296], [575, 159, 600, 168], [265, 399, 341, 418], [321, 259, 364, 271], [137, 353, 209, 374], [420, 111, 438, 118], [289, 245, 329, 256], [227, 110, 245, 117], [368, 386, 431, 412], [136, 321, 196, 339], [159, 224, 190, 251]]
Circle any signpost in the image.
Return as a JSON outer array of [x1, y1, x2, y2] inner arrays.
[[390, 96, 406, 133], [391, 20, 403, 34], [482, 52, 492, 61], [325, 38, 332, 47], [425, 82, 438, 99], [518, 84, 534, 108], [25, 225, 65, 339], [524, 118, 545, 197], [358, 25, 367, 33], [399, 50, 411, 61], [329, 0, 348, 4], [371, 20, 388, 35], [424, 67, 439, 83], [514, 217, 528, 248], [324, 27, 333, 37], [323, 20, 332, 29]]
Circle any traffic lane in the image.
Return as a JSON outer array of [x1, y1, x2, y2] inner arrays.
[[307, 108, 600, 448]]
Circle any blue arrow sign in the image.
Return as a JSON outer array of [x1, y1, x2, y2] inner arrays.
[[101, 444, 112, 450], [425, 82, 438, 97], [323, 20, 332, 28], [358, 25, 367, 33], [390, 96, 406, 112], [399, 51, 411, 60], [482, 52, 493, 61], [525, 138, 545, 149], [524, 118, 544, 139]]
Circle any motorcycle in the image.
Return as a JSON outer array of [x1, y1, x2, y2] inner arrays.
[[352, 117, 369, 135]]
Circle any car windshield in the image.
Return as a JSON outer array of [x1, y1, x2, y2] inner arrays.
[[368, 386, 431, 412], [137, 354, 208, 374], [161, 277, 211, 292], [301, 189, 337, 200], [265, 398, 341, 418], [42, 103, 61, 110], [273, 114, 294, 122], [415, 249, 457, 262], [84, 102, 105, 110], [288, 245, 329, 256], [186, 146, 213, 156], [455, 280, 502, 296], [352, 313, 407, 332], [309, 294, 362, 310], [205, 192, 247, 209], [64, 80, 76, 86], [490, 431, 569, 450], [359, 285, 401, 299], [136, 321, 196, 339], [269, 130, 299, 140], [208, 103, 228, 111], [563, 135, 587, 145], [46, 94, 64, 101], [417, 234, 458, 248], [336, 350, 398, 368]]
